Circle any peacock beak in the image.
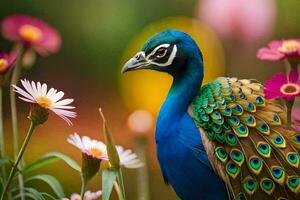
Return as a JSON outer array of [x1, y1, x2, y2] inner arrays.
[[121, 51, 149, 73]]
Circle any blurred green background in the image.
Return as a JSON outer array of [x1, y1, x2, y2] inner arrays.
[[0, 0, 300, 199]]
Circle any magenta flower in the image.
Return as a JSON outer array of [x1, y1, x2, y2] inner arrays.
[[198, 0, 276, 44], [264, 70, 300, 101], [257, 39, 300, 61], [1, 15, 61, 56], [0, 51, 17, 75]]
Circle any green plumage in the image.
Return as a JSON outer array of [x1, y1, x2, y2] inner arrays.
[[248, 156, 263, 175], [242, 176, 258, 195], [226, 161, 240, 179], [230, 149, 245, 166], [270, 166, 285, 185], [260, 178, 275, 195], [215, 147, 228, 162], [190, 77, 300, 199]]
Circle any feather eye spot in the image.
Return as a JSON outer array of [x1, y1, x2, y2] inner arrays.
[[237, 193, 246, 200], [271, 166, 285, 185], [286, 176, 300, 193], [272, 115, 280, 122], [225, 161, 240, 178], [256, 96, 265, 105], [260, 178, 275, 195], [256, 122, 270, 135], [272, 135, 286, 148], [257, 142, 271, 157], [247, 116, 254, 123], [215, 147, 228, 162], [225, 132, 237, 146], [249, 156, 263, 174], [248, 103, 254, 110], [275, 137, 282, 143], [286, 152, 299, 168], [230, 149, 244, 166], [296, 135, 300, 142], [242, 176, 258, 195], [261, 124, 268, 130]]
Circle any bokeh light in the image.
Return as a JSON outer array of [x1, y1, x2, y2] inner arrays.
[[119, 16, 225, 114], [127, 110, 154, 135]]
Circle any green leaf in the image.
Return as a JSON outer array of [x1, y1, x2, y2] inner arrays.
[[25, 174, 65, 198], [13, 188, 45, 200], [23, 152, 80, 174], [41, 192, 57, 200], [99, 109, 120, 168], [0, 176, 3, 195], [23, 156, 59, 174], [0, 156, 13, 167], [102, 168, 118, 200]]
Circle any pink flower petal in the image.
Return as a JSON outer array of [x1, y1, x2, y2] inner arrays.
[[257, 48, 285, 61], [1, 15, 61, 56], [268, 40, 282, 50], [288, 70, 300, 84]]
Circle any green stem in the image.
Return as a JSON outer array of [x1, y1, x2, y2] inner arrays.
[[136, 137, 150, 200], [0, 122, 37, 200], [283, 58, 291, 73], [0, 86, 6, 181], [114, 182, 125, 200], [286, 98, 295, 129], [290, 60, 299, 71], [117, 168, 126, 200], [80, 175, 87, 200], [10, 45, 25, 200]]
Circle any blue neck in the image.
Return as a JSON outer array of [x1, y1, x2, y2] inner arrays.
[[156, 55, 203, 140]]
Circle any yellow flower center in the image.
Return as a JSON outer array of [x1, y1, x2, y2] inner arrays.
[[0, 59, 8, 71], [19, 24, 42, 42], [278, 40, 300, 53], [89, 148, 104, 158], [280, 83, 300, 95], [36, 96, 52, 109]]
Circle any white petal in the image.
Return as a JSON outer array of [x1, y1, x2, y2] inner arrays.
[[54, 98, 74, 106], [51, 91, 65, 103], [41, 83, 47, 96], [18, 97, 35, 103], [13, 85, 36, 102], [31, 81, 39, 97], [21, 79, 35, 97], [46, 88, 56, 98]]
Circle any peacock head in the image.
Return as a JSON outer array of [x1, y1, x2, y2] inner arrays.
[[121, 30, 203, 77]]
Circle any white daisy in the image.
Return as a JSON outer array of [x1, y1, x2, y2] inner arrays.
[[68, 133, 143, 168], [13, 79, 76, 125], [116, 146, 144, 169], [67, 133, 108, 160], [62, 190, 102, 200]]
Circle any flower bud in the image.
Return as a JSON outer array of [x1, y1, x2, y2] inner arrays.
[[29, 104, 49, 125]]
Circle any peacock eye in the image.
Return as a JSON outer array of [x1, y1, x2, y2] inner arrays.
[[155, 47, 168, 58]]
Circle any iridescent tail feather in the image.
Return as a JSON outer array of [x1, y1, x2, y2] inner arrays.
[[190, 77, 300, 200]]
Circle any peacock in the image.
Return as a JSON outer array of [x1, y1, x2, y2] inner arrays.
[[121, 30, 300, 200]]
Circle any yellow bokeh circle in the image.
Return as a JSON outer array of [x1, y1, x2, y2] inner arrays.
[[119, 17, 225, 115]]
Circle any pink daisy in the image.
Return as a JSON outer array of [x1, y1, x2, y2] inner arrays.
[[13, 79, 76, 125], [257, 39, 300, 61], [1, 15, 61, 56], [62, 190, 102, 200], [0, 51, 17, 75], [264, 70, 300, 101]]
